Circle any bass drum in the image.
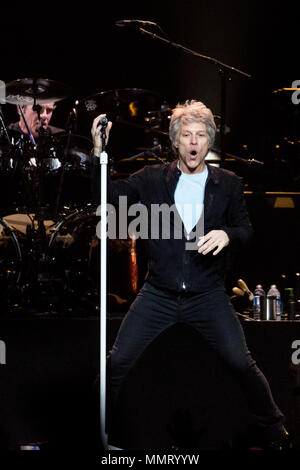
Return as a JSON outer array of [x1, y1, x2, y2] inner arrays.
[[48, 208, 146, 311], [0, 217, 22, 312], [0, 213, 58, 314]]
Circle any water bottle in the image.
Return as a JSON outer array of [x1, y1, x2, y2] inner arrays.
[[295, 272, 300, 302], [266, 285, 281, 321], [253, 285, 265, 320], [285, 288, 296, 321]]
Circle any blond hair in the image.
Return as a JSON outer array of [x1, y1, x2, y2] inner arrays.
[[169, 100, 216, 152]]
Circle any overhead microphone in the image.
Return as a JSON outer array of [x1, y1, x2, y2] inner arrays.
[[115, 19, 157, 27]]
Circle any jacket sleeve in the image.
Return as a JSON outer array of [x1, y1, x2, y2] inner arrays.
[[222, 177, 254, 247], [91, 155, 144, 207]]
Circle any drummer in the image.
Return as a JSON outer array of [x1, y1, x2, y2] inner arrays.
[[8, 102, 64, 138]]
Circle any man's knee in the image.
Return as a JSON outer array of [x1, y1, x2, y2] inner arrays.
[[225, 350, 258, 376]]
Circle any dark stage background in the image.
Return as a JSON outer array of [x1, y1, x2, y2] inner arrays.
[[0, 0, 300, 453]]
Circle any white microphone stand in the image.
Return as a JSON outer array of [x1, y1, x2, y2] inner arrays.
[[99, 122, 108, 450]]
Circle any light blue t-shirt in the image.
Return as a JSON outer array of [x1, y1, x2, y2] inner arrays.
[[174, 166, 208, 234]]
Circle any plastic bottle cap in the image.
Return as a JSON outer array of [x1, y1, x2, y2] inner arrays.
[[285, 287, 294, 296]]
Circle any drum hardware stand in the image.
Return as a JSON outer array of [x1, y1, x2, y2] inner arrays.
[[18, 100, 55, 312], [116, 143, 167, 171], [17, 103, 40, 207], [116, 116, 169, 137], [99, 116, 109, 449], [54, 111, 74, 216], [220, 150, 264, 167], [32, 98, 56, 244]]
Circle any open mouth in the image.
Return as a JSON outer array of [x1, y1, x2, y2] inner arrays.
[[190, 150, 197, 156]]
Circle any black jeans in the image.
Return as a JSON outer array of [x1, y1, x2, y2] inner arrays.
[[107, 282, 284, 437]]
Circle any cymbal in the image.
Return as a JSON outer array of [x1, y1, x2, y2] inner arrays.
[[78, 88, 163, 123], [1, 78, 72, 105]]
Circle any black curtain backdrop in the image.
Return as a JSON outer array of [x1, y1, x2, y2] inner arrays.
[[1, 0, 299, 154]]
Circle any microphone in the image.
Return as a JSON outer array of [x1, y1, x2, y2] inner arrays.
[[100, 116, 108, 127], [97, 116, 108, 128], [115, 19, 157, 27], [237, 279, 254, 301], [98, 116, 109, 150]]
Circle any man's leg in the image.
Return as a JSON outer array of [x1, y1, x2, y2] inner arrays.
[[182, 287, 285, 444], [106, 282, 178, 441]]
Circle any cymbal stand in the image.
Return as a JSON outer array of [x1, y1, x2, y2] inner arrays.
[[55, 109, 76, 215], [17, 104, 39, 211], [0, 105, 12, 146], [118, 143, 167, 165], [99, 118, 109, 449], [220, 149, 264, 166], [33, 102, 49, 242], [22, 99, 52, 306], [136, 27, 251, 158]]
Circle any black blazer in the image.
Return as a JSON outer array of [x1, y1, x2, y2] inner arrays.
[[92, 158, 253, 293]]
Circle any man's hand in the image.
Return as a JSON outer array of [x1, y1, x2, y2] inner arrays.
[[91, 114, 113, 157], [197, 230, 229, 256]]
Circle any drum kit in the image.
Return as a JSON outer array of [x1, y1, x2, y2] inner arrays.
[[3, 78, 294, 316], [0, 78, 173, 315]]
